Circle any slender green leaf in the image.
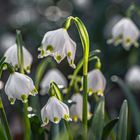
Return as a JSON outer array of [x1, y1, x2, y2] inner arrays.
[[0, 122, 7, 140], [35, 59, 49, 88], [89, 96, 105, 140], [116, 100, 128, 140], [30, 116, 45, 140], [49, 123, 60, 140], [112, 76, 140, 133], [136, 135, 140, 140], [102, 118, 118, 140]]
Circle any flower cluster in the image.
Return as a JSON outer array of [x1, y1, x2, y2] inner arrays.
[[2, 17, 107, 131]]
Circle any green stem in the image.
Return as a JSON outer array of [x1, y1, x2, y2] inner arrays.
[[23, 102, 31, 140], [73, 17, 89, 139], [0, 97, 12, 140], [16, 30, 24, 74], [64, 121, 73, 140], [65, 17, 90, 139], [66, 59, 83, 96], [67, 55, 100, 97], [16, 30, 31, 140]]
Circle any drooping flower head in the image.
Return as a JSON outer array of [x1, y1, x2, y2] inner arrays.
[[108, 18, 140, 50], [38, 28, 76, 68], [87, 69, 106, 96], [4, 44, 33, 73], [70, 93, 91, 121], [40, 68, 67, 95], [5, 72, 38, 104], [41, 96, 71, 126], [125, 66, 140, 91]]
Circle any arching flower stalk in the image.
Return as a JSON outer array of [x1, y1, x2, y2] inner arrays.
[[38, 16, 90, 139], [108, 18, 140, 50]]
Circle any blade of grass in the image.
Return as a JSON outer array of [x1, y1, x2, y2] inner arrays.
[[112, 76, 140, 133], [102, 118, 118, 140], [116, 100, 128, 140], [89, 96, 105, 140]]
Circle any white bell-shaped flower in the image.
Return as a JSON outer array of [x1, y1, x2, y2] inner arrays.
[[38, 28, 76, 68], [87, 69, 106, 96], [4, 44, 33, 73], [40, 68, 67, 95], [70, 93, 91, 121], [108, 18, 140, 50], [41, 96, 71, 126], [5, 72, 38, 104], [125, 66, 140, 91]]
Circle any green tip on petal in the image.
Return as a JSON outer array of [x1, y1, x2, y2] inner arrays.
[[10, 98, 15, 105], [47, 45, 54, 52], [53, 117, 59, 123], [25, 66, 31, 73], [97, 90, 104, 96], [56, 55, 62, 62], [64, 114, 71, 121], [44, 117, 49, 124], [69, 60, 76, 69], [38, 48, 47, 58], [125, 37, 131, 44], [88, 88, 93, 96], [41, 118, 49, 127], [21, 94, 28, 103], [72, 115, 78, 122], [30, 88, 38, 96], [67, 51, 72, 58]]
